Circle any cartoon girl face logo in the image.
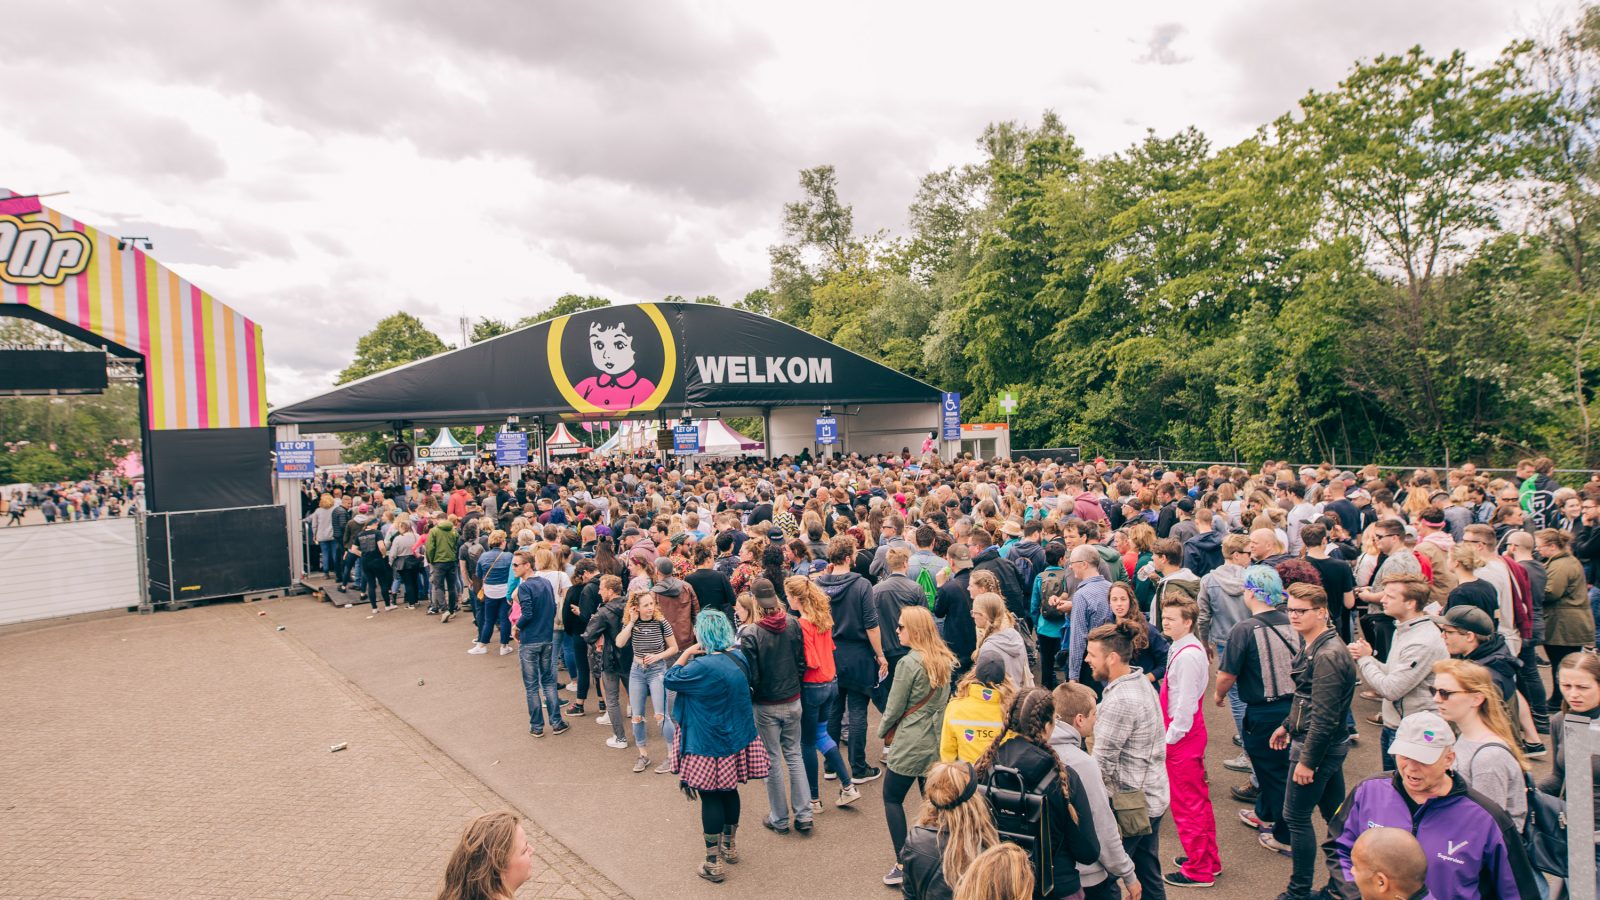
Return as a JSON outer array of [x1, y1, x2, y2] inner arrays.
[[574, 321, 657, 410]]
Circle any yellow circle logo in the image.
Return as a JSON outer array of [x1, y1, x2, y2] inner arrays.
[[548, 303, 675, 415]]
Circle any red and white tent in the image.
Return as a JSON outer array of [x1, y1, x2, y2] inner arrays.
[[546, 422, 587, 455]]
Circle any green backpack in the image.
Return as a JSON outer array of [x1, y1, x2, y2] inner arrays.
[[916, 566, 939, 609]]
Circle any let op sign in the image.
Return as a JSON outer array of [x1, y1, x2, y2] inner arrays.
[[494, 432, 529, 466], [275, 440, 315, 479], [673, 424, 699, 453]]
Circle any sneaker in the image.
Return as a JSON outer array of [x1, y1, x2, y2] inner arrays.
[[1230, 784, 1259, 803], [337, 585, 347, 593], [1365, 713, 1384, 726], [596, 713, 611, 726], [794, 818, 813, 834], [385, 604, 398, 612], [467, 645, 488, 655], [1347, 730, 1360, 744], [1238, 808, 1274, 830], [655, 760, 673, 775], [598, 699, 607, 713], [763, 819, 790, 835], [605, 736, 628, 749], [1359, 689, 1381, 701], [837, 785, 861, 807], [809, 799, 824, 816], [498, 646, 515, 656], [426, 608, 438, 615], [883, 865, 904, 886], [565, 681, 578, 692], [823, 769, 838, 781], [1223, 753, 1253, 773], [1165, 871, 1215, 888], [1231, 734, 1242, 747], [1173, 856, 1223, 877], [529, 727, 544, 738], [1258, 831, 1292, 857], [633, 757, 649, 773], [565, 702, 586, 717], [1522, 741, 1548, 759], [851, 766, 882, 784], [440, 611, 453, 623]]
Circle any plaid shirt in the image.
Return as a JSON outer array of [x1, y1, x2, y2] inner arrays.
[[1092, 669, 1171, 818]]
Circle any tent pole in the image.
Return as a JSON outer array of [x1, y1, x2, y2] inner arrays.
[[763, 407, 772, 461]]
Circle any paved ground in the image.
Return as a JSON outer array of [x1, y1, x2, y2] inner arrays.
[[0, 602, 624, 899], [5, 580, 1560, 899]]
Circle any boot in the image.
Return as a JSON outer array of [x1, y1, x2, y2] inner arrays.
[[720, 825, 739, 864], [698, 835, 725, 883]]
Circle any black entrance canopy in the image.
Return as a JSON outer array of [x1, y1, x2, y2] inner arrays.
[[268, 302, 943, 431]]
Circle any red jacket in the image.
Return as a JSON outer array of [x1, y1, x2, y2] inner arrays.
[[1501, 555, 1534, 639]]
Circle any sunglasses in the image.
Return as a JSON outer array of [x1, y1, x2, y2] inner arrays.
[[1431, 687, 1471, 700]]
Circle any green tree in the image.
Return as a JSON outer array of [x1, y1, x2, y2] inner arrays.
[[471, 317, 510, 342], [693, 295, 722, 305], [516, 294, 611, 326], [335, 314, 449, 461]]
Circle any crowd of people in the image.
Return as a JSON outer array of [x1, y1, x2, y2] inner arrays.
[[299, 451, 1600, 899], [2, 477, 139, 525]]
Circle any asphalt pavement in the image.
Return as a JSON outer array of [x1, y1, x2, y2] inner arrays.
[[272, 580, 1559, 899]]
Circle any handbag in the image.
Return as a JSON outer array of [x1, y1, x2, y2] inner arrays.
[[882, 686, 936, 748], [1111, 787, 1152, 838], [1472, 743, 1567, 877]]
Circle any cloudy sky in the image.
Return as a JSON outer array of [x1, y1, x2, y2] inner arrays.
[[1, 0, 1549, 406]]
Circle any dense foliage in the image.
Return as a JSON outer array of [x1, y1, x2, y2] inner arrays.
[[745, 16, 1600, 468]]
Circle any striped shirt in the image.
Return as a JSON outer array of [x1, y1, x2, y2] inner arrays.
[[631, 619, 673, 660]]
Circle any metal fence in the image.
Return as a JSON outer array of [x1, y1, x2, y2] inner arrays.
[[1012, 447, 1600, 479]]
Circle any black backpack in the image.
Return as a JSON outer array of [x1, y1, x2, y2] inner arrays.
[[979, 762, 1058, 896]]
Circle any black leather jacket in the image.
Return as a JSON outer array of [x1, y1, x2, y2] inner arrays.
[[899, 826, 954, 900], [1283, 627, 1356, 769]]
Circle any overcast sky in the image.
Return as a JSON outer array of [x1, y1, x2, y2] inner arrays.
[[1, 0, 1550, 406]]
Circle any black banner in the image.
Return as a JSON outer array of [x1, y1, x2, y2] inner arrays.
[[270, 303, 942, 431]]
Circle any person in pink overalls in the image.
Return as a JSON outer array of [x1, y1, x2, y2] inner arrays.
[[1159, 597, 1222, 888], [573, 321, 656, 410]]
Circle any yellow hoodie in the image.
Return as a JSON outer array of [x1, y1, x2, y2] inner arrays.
[[940, 683, 1006, 763]]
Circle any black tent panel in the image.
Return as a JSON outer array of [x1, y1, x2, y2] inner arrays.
[[268, 303, 942, 430]]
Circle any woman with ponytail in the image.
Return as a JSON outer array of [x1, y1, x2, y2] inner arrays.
[[899, 761, 1002, 900], [974, 686, 1100, 899]]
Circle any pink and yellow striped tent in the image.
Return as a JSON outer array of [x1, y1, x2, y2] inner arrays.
[[0, 189, 266, 430]]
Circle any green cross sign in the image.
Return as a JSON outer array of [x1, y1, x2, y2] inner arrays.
[[999, 391, 1019, 414]]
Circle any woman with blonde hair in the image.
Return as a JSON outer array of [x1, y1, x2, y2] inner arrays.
[[878, 606, 958, 887], [436, 811, 533, 900], [304, 494, 336, 575], [1431, 659, 1530, 828], [785, 574, 859, 811], [900, 760, 1003, 900], [1444, 543, 1496, 621], [972, 593, 1031, 690], [952, 843, 1034, 900]]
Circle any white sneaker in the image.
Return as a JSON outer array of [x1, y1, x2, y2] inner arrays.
[[565, 681, 578, 692], [809, 799, 824, 816], [837, 785, 861, 807], [596, 713, 611, 726], [467, 645, 488, 655], [605, 736, 628, 749], [498, 646, 515, 656]]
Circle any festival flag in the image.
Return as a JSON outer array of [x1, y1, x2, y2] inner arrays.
[[473, 425, 485, 436]]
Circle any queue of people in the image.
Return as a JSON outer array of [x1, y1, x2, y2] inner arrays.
[[302, 452, 1600, 899]]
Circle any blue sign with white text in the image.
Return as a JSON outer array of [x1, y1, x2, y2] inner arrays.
[[815, 416, 838, 445], [494, 431, 529, 466], [673, 424, 700, 453], [941, 392, 961, 441], [275, 440, 315, 478]]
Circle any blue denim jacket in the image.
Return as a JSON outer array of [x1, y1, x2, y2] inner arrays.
[[666, 650, 758, 757]]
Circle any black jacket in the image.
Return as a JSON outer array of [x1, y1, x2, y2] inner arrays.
[[684, 567, 736, 615], [898, 825, 955, 900], [972, 547, 1027, 622], [935, 569, 976, 667], [1465, 632, 1520, 706], [986, 737, 1100, 898], [1575, 520, 1600, 584], [582, 598, 629, 674], [816, 570, 880, 692], [1283, 627, 1356, 769], [561, 580, 601, 635], [1181, 530, 1224, 578], [740, 613, 806, 704]]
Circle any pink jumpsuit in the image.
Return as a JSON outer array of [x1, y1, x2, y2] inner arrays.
[[1160, 642, 1221, 881]]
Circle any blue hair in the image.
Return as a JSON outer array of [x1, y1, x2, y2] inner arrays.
[[694, 608, 736, 653], [1243, 565, 1286, 607]]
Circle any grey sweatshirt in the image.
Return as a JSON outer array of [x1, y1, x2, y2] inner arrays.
[[1197, 563, 1247, 647], [976, 626, 1033, 689], [1049, 721, 1138, 890]]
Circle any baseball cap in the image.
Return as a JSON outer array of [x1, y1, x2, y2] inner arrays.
[[357, 503, 371, 513], [1388, 712, 1455, 764], [948, 543, 972, 564], [653, 557, 677, 576], [751, 577, 780, 608], [973, 656, 1007, 685], [1349, 489, 1371, 501], [1439, 605, 1494, 638]]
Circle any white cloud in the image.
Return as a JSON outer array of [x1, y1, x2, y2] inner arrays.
[[0, 0, 1537, 406]]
